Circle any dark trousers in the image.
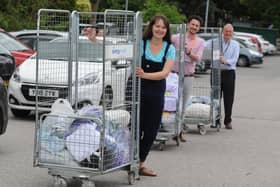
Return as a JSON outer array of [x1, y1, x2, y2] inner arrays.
[[221, 70, 235, 125], [139, 94, 164, 162]]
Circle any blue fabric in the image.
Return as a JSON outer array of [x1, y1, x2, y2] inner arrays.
[[141, 40, 176, 63]]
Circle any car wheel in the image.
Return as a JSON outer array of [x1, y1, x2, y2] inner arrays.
[[237, 56, 249, 67], [99, 86, 113, 109], [11, 109, 31, 118]]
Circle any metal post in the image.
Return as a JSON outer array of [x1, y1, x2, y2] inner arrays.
[[125, 0, 128, 11], [204, 0, 209, 33]]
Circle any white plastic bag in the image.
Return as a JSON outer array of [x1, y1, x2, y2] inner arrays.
[[184, 103, 210, 119], [51, 98, 74, 115]]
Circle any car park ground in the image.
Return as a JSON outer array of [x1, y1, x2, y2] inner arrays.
[[0, 54, 280, 187]]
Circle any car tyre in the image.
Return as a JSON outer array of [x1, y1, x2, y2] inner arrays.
[[11, 108, 31, 118], [99, 86, 113, 109], [237, 56, 249, 67]]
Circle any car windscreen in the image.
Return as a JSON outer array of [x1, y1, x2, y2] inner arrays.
[[37, 40, 103, 62], [0, 44, 12, 55], [0, 32, 30, 51]]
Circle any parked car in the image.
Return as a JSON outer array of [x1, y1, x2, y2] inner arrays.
[[0, 44, 16, 85], [234, 32, 273, 55], [8, 37, 131, 118], [10, 29, 68, 50], [0, 29, 35, 66], [235, 39, 263, 67], [267, 42, 277, 55], [200, 32, 263, 68], [233, 35, 259, 52], [0, 77, 8, 135], [0, 45, 15, 135]]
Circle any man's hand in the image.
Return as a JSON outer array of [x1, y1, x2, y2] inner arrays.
[[185, 43, 192, 56], [220, 55, 227, 64], [83, 27, 97, 42]]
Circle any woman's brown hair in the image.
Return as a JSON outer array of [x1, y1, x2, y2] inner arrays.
[[143, 15, 171, 44]]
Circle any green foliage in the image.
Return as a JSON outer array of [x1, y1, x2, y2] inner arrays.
[[0, 0, 77, 31], [142, 0, 185, 23], [98, 0, 145, 12], [76, 0, 92, 12]]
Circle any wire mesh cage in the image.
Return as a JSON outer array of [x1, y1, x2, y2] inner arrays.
[[34, 9, 142, 186], [181, 27, 222, 135], [154, 23, 186, 150]]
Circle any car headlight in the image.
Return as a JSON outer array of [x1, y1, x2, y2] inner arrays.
[[249, 49, 262, 57], [74, 72, 102, 86], [11, 67, 21, 83]]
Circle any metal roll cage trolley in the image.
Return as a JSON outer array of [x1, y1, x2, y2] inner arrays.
[[34, 9, 142, 186]]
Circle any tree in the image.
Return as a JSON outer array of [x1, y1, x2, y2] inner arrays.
[[0, 0, 76, 31], [89, 0, 100, 12], [142, 0, 185, 23]]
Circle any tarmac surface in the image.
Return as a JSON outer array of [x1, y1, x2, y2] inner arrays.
[[0, 55, 280, 187]]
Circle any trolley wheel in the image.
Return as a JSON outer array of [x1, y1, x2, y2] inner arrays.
[[53, 176, 67, 187], [159, 141, 165, 151], [216, 121, 221, 132], [182, 124, 189, 134], [198, 125, 207, 135], [81, 179, 95, 187], [128, 171, 136, 185], [174, 136, 180, 146]]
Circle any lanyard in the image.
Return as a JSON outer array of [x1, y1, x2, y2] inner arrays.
[[222, 41, 230, 55]]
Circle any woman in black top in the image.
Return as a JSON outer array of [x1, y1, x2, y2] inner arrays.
[[136, 15, 176, 177]]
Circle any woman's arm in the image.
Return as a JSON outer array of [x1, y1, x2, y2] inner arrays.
[[136, 59, 174, 80]]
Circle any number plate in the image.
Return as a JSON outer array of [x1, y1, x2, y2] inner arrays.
[[29, 89, 59, 97]]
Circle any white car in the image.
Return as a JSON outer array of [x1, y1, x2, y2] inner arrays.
[[8, 38, 132, 118], [267, 42, 277, 55], [233, 35, 259, 52]]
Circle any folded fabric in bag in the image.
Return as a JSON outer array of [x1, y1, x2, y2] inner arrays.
[[164, 96, 177, 112], [77, 105, 103, 118], [65, 119, 100, 162], [41, 115, 73, 153], [165, 72, 179, 98], [105, 110, 131, 128], [111, 128, 131, 167], [162, 112, 176, 124], [65, 119, 116, 162], [184, 103, 210, 119]]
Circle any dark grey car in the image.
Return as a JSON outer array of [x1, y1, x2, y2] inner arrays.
[[199, 33, 263, 68], [236, 40, 263, 67], [0, 78, 8, 135], [0, 44, 16, 135]]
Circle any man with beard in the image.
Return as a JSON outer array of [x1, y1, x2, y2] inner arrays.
[[172, 15, 205, 142]]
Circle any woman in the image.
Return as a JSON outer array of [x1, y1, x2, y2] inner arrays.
[[136, 15, 176, 177]]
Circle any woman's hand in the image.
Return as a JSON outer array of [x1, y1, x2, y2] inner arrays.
[[136, 67, 145, 78]]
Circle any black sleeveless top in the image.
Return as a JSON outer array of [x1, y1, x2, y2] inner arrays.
[[141, 40, 170, 96]]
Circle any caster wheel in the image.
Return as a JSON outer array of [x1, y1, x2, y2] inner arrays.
[[216, 121, 221, 132], [198, 125, 206, 135], [128, 171, 136, 185], [159, 142, 165, 151], [54, 176, 67, 187], [175, 136, 180, 146], [182, 124, 189, 133]]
